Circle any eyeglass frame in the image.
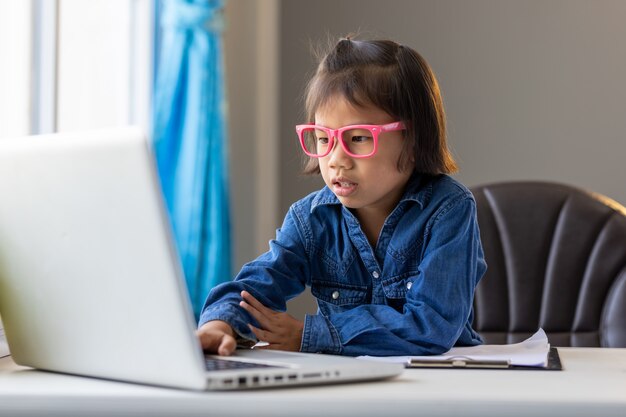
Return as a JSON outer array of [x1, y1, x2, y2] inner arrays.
[[295, 121, 406, 159]]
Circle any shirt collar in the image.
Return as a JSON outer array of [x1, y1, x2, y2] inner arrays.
[[400, 173, 432, 208], [310, 173, 433, 213]]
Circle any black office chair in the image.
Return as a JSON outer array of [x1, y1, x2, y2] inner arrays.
[[470, 181, 626, 347]]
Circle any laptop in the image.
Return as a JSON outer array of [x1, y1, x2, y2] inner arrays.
[[0, 127, 403, 390]]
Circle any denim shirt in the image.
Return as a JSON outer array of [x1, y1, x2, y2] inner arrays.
[[198, 174, 486, 356]]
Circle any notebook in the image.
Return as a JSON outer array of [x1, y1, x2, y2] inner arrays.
[[0, 127, 403, 390]]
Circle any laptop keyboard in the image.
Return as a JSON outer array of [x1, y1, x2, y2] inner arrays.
[[204, 357, 285, 371]]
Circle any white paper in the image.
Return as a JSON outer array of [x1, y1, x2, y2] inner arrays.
[[251, 341, 270, 349], [357, 328, 550, 367]]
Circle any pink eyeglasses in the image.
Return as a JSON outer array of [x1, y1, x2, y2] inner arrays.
[[295, 121, 406, 158]]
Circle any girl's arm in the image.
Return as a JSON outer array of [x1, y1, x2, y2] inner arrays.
[[197, 207, 310, 345]]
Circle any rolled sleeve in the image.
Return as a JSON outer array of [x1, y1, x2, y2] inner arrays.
[[198, 303, 257, 344], [197, 205, 310, 347]]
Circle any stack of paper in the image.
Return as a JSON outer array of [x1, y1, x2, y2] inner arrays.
[[358, 328, 550, 367]]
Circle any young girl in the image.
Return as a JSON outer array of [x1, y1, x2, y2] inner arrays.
[[196, 36, 486, 357]]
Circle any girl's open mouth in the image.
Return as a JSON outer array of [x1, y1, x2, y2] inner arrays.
[[332, 180, 357, 197]]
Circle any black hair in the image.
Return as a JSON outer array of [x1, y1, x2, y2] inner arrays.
[[301, 36, 457, 175]]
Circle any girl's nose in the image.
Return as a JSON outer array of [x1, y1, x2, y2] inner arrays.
[[327, 135, 352, 169]]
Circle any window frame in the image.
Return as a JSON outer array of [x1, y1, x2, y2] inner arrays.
[[2, 0, 154, 137]]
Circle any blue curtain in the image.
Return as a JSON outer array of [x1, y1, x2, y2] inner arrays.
[[152, 0, 231, 319]]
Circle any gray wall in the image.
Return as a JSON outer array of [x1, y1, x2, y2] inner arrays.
[[224, 0, 258, 273], [279, 0, 626, 214], [227, 0, 626, 318]]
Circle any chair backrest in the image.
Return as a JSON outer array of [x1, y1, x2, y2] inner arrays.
[[470, 181, 626, 347]]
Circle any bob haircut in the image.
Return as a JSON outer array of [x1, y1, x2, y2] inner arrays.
[[301, 36, 457, 175]]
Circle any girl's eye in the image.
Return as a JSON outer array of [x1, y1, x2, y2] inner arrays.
[[350, 135, 372, 143], [317, 137, 329, 145]]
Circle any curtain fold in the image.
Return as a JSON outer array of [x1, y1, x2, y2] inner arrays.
[[152, 0, 230, 319]]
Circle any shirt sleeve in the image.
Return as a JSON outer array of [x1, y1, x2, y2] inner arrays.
[[300, 194, 486, 356], [197, 206, 310, 342]]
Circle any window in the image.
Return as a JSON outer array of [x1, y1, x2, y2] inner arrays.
[[0, 0, 152, 138], [0, 1, 32, 138]]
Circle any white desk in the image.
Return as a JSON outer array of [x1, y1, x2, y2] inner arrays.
[[1, 348, 625, 417]]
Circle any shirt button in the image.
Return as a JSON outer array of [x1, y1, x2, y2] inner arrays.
[[332, 291, 340, 300], [372, 271, 380, 279], [406, 281, 413, 290]]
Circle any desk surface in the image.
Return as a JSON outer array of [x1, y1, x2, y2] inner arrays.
[[1, 348, 625, 417]]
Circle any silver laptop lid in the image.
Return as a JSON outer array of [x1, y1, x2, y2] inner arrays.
[[0, 127, 208, 390], [0, 128, 404, 391]]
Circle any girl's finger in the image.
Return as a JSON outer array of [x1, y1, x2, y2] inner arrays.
[[249, 324, 278, 343], [239, 300, 272, 329], [241, 291, 274, 315], [217, 334, 237, 356], [196, 331, 220, 351]]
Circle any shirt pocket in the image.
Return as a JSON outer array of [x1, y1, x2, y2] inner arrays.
[[311, 280, 368, 307], [382, 272, 419, 311]]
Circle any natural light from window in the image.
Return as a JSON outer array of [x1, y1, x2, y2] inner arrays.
[[0, 0, 152, 138], [0, 1, 32, 138]]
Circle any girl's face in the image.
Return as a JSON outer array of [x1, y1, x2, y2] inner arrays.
[[315, 95, 414, 219]]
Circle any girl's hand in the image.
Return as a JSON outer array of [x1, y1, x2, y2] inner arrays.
[[196, 320, 237, 356], [239, 290, 304, 352]]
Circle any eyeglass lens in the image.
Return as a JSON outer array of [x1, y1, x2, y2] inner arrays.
[[301, 127, 375, 156]]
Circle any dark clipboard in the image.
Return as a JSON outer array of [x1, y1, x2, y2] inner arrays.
[[511, 347, 562, 371], [406, 347, 562, 371]]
